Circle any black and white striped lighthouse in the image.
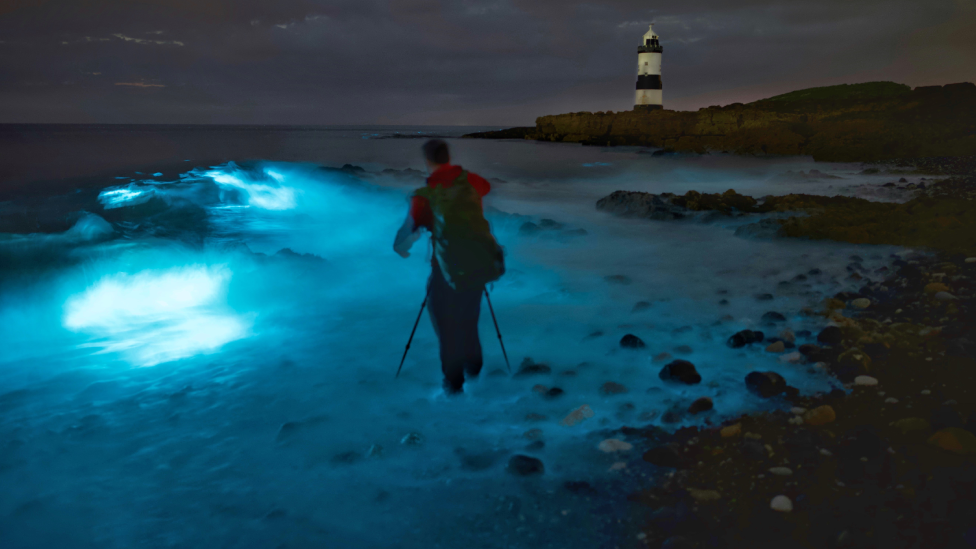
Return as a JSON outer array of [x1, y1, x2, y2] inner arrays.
[[635, 24, 663, 110]]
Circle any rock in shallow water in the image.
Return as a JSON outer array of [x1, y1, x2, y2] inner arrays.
[[762, 311, 787, 323], [561, 405, 595, 427], [745, 371, 787, 398], [728, 329, 765, 348], [514, 357, 551, 377], [600, 381, 628, 395], [620, 334, 646, 349], [765, 341, 786, 353], [598, 438, 633, 453], [507, 454, 545, 475], [659, 360, 702, 385], [400, 432, 424, 445], [688, 397, 713, 414]]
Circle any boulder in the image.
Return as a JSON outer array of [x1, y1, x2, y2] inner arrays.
[[659, 360, 702, 385], [927, 428, 976, 454], [804, 405, 837, 426], [745, 371, 787, 398], [688, 397, 714, 414]]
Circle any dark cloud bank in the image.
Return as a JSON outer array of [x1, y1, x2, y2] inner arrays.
[[1, 0, 973, 125]]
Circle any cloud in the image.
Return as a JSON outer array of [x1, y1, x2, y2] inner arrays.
[[112, 34, 184, 46]]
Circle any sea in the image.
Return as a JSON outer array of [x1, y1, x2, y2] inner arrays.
[[0, 124, 914, 548]]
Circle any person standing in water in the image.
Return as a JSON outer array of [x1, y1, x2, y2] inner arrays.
[[394, 139, 505, 395]]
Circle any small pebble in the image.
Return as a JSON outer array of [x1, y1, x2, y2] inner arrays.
[[770, 495, 793, 512], [769, 467, 793, 476], [766, 341, 786, 353], [791, 407, 807, 415], [885, 397, 899, 404], [779, 351, 803, 364], [934, 291, 956, 301], [854, 375, 878, 386], [720, 423, 742, 438], [925, 357, 933, 362], [598, 438, 633, 453], [820, 448, 833, 457], [921, 389, 931, 395], [851, 298, 871, 309], [965, 257, 976, 264]]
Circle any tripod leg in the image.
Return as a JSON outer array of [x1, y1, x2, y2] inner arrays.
[[484, 289, 511, 373], [396, 287, 431, 378]]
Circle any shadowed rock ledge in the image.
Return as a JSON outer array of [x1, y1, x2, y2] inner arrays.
[[596, 174, 976, 257]]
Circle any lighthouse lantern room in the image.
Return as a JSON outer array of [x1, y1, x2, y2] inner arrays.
[[635, 24, 663, 110]]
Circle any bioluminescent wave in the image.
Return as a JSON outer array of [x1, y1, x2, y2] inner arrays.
[[204, 162, 301, 211], [62, 265, 250, 366], [98, 185, 155, 209]]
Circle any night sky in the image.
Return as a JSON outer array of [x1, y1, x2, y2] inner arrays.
[[1, 0, 974, 126]]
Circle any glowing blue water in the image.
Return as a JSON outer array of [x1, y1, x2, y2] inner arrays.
[[0, 133, 908, 548]]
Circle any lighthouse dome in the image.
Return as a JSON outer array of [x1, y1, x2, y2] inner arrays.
[[643, 24, 658, 41]]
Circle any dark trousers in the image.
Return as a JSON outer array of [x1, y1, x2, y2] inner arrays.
[[428, 263, 484, 392]]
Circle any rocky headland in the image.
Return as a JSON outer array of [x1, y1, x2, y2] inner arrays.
[[464, 82, 976, 162]]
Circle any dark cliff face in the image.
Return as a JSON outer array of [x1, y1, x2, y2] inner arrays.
[[468, 82, 976, 162]]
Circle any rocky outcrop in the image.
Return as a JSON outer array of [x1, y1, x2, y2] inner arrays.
[[595, 175, 976, 256], [465, 82, 976, 162]]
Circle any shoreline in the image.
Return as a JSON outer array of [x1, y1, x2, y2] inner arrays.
[[593, 174, 976, 548]]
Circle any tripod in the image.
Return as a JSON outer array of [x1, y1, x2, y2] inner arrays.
[[395, 287, 511, 377]]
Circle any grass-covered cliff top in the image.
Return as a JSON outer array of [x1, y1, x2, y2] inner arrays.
[[761, 81, 912, 103]]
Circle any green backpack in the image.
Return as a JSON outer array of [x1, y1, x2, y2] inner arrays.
[[414, 170, 505, 291]]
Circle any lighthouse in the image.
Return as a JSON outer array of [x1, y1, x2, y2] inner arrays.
[[635, 24, 663, 110]]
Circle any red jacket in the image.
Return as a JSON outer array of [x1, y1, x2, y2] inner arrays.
[[410, 164, 491, 230]]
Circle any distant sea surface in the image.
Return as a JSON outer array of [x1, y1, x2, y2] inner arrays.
[[0, 124, 501, 200]]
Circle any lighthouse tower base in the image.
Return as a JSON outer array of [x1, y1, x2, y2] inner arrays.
[[634, 105, 663, 111]]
